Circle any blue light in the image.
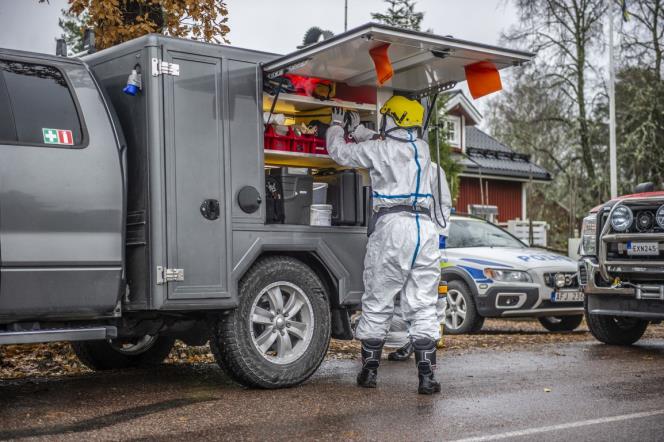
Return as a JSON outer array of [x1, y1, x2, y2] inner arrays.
[[123, 68, 141, 96], [123, 83, 138, 96]]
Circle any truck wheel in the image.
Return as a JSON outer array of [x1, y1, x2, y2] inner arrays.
[[538, 315, 583, 332], [586, 312, 648, 346], [210, 256, 331, 389], [72, 335, 175, 370], [443, 280, 484, 334]]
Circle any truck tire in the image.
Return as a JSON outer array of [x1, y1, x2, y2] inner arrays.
[[72, 335, 175, 370], [443, 280, 484, 334], [585, 312, 648, 346], [538, 315, 583, 332], [210, 256, 331, 389]]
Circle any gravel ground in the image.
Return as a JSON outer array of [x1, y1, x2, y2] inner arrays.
[[1, 319, 663, 380]]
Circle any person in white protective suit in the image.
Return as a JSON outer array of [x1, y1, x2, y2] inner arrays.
[[386, 164, 452, 361], [326, 95, 444, 394]]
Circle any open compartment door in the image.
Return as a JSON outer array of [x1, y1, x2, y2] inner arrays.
[[264, 23, 533, 97]]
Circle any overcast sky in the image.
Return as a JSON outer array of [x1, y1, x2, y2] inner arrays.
[[0, 0, 518, 121], [0, 0, 517, 55]]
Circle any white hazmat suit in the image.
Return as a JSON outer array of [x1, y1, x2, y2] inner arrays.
[[326, 116, 442, 342], [385, 164, 452, 348]]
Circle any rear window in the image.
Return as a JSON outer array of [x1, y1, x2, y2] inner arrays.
[[0, 59, 83, 146]]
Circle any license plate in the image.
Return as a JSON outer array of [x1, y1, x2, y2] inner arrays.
[[552, 290, 584, 302], [627, 241, 659, 256]]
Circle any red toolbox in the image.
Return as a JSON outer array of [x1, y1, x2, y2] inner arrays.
[[311, 137, 328, 155], [292, 134, 314, 154], [264, 125, 292, 151]]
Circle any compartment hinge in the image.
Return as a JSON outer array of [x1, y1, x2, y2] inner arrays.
[[156, 266, 184, 284], [151, 58, 180, 77]]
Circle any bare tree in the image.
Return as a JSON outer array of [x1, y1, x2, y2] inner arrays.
[[613, 0, 664, 189], [618, 0, 663, 79], [503, 0, 606, 202]]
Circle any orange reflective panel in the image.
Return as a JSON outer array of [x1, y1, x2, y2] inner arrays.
[[369, 43, 394, 86], [465, 61, 502, 99]]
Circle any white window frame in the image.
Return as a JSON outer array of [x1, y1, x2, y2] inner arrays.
[[444, 116, 461, 148]]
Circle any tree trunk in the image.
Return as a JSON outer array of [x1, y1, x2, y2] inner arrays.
[[575, 36, 597, 199], [653, 0, 662, 80]]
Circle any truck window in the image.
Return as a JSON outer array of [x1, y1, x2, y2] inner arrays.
[[0, 59, 83, 146]]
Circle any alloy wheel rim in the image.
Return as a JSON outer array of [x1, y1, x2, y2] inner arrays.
[[249, 281, 314, 365], [444, 289, 467, 330]]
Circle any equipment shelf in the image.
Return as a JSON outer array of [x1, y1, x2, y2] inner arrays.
[[264, 150, 339, 168], [264, 93, 376, 112]]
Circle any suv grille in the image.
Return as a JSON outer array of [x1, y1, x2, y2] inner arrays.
[[599, 199, 664, 283], [578, 264, 588, 286]]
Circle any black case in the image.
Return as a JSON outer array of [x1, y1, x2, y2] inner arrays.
[[315, 169, 364, 226], [265, 169, 313, 225]]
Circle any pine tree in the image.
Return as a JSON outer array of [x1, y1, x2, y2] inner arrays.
[[428, 96, 463, 202], [59, 8, 88, 54], [371, 0, 424, 31]]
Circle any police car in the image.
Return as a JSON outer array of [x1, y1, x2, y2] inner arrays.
[[441, 215, 583, 334]]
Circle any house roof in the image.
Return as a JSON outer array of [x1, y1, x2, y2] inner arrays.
[[456, 127, 552, 181], [441, 91, 482, 125]]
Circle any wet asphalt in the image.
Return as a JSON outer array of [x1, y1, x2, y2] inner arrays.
[[1, 340, 663, 441]]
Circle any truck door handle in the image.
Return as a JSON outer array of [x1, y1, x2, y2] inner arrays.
[[200, 199, 220, 220]]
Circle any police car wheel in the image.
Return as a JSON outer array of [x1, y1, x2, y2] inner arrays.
[[538, 315, 583, 332], [443, 280, 484, 334]]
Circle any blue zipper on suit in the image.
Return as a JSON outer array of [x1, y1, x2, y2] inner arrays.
[[408, 129, 422, 268]]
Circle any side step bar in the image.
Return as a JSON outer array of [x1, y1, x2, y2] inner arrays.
[[0, 326, 117, 345]]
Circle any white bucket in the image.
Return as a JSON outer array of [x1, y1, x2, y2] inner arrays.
[[313, 182, 328, 205], [310, 204, 332, 226]]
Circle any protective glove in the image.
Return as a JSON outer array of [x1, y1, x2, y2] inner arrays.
[[352, 124, 376, 142], [439, 235, 447, 249], [330, 107, 345, 126], [346, 111, 361, 132]]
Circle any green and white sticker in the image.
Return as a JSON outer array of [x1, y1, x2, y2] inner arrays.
[[42, 128, 73, 145]]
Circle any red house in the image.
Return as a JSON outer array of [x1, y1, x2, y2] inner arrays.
[[440, 92, 551, 223]]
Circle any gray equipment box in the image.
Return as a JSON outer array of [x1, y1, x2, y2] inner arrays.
[[84, 35, 369, 312]]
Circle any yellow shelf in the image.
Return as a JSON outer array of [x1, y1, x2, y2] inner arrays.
[[264, 150, 339, 168], [264, 93, 376, 112]]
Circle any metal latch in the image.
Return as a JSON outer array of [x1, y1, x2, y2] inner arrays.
[[151, 58, 180, 77], [156, 266, 184, 284]]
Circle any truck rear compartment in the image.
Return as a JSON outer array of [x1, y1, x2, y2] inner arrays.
[[78, 24, 530, 313]]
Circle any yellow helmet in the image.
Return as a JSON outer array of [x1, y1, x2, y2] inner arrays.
[[379, 95, 424, 128]]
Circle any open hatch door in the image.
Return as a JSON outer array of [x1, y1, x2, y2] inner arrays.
[[264, 23, 533, 98]]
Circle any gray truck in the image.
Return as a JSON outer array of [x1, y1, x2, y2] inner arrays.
[[0, 23, 530, 387], [579, 185, 664, 345]]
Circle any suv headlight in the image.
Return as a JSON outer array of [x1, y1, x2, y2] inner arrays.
[[580, 214, 597, 256], [656, 205, 664, 229], [610, 205, 633, 232], [483, 268, 532, 283]]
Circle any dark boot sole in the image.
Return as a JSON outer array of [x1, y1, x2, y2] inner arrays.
[[387, 354, 412, 361], [356, 372, 378, 388], [418, 386, 441, 394]]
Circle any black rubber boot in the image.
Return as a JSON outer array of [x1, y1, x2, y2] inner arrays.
[[387, 341, 414, 361], [356, 339, 383, 388], [413, 338, 441, 395]]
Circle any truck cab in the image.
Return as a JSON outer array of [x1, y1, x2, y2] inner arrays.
[[579, 185, 664, 345], [0, 24, 531, 387]]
